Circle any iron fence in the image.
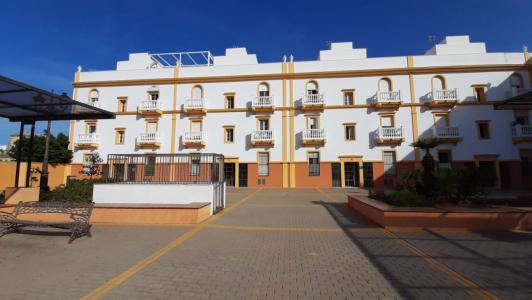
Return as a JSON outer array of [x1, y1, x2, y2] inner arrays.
[[105, 153, 225, 184]]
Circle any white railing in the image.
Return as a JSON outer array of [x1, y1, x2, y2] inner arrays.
[[434, 127, 460, 138], [75, 133, 99, 144], [88, 101, 101, 108], [251, 130, 273, 142], [185, 98, 205, 109], [302, 94, 325, 106], [137, 132, 160, 143], [376, 90, 401, 103], [433, 89, 458, 101], [303, 128, 325, 140], [511, 125, 532, 137], [183, 131, 206, 142], [138, 100, 161, 111], [512, 87, 532, 97], [376, 126, 403, 139], [252, 96, 274, 108]]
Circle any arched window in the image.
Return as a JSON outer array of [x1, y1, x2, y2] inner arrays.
[[431, 76, 446, 91], [147, 86, 159, 101], [306, 81, 318, 95], [89, 89, 99, 103], [192, 85, 203, 99], [378, 78, 392, 91], [510, 73, 523, 89], [258, 82, 270, 97]]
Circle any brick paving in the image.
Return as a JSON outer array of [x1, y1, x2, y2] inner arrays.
[[0, 188, 531, 299]]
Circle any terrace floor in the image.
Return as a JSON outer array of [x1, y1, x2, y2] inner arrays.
[[1, 188, 531, 299]]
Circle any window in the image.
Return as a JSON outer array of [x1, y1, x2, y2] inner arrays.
[[473, 86, 486, 102], [146, 121, 158, 133], [431, 76, 446, 91], [515, 111, 530, 125], [308, 152, 320, 176], [117, 98, 127, 112], [510, 73, 523, 89], [383, 151, 396, 176], [476, 121, 491, 139], [225, 95, 235, 109], [307, 116, 319, 129], [438, 150, 451, 169], [86, 123, 97, 134], [144, 155, 156, 177], [89, 89, 99, 103], [192, 85, 203, 99], [115, 129, 125, 144], [258, 152, 269, 176], [378, 78, 392, 91], [190, 154, 201, 176], [258, 83, 270, 97], [344, 124, 356, 141], [343, 90, 354, 105], [190, 120, 202, 133], [380, 115, 394, 128], [224, 127, 234, 143], [258, 119, 270, 131], [306, 81, 318, 95], [149, 92, 159, 101]]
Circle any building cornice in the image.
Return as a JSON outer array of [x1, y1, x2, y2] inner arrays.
[[73, 64, 532, 88]]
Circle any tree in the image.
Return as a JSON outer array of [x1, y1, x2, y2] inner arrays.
[[7, 131, 73, 163], [80, 152, 104, 178], [411, 136, 441, 198]]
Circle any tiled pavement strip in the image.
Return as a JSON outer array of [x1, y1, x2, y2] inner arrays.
[[0, 188, 531, 299]]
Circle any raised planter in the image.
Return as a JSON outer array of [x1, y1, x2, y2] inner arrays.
[[348, 195, 532, 230]]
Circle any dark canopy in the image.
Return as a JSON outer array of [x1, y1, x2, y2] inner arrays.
[[495, 90, 532, 110], [0, 75, 115, 122]]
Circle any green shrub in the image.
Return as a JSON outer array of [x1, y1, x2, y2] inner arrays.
[[395, 169, 422, 193], [39, 179, 107, 203], [384, 190, 433, 207]]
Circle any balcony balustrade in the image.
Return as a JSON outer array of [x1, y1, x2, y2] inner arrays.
[[184, 98, 206, 114], [511, 124, 532, 143], [183, 131, 207, 147], [136, 132, 161, 147], [252, 96, 274, 112], [302, 94, 325, 110], [375, 126, 404, 145], [433, 126, 461, 144], [251, 130, 274, 146], [138, 100, 162, 115], [374, 91, 401, 108], [75, 133, 100, 148], [429, 88, 458, 108], [302, 128, 326, 146]]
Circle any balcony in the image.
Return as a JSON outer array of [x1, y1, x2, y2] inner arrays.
[[74, 133, 99, 149], [184, 98, 206, 114], [375, 126, 404, 145], [428, 89, 458, 108], [136, 132, 161, 148], [433, 127, 462, 144], [137, 100, 162, 116], [373, 91, 401, 109], [251, 130, 274, 147], [251, 96, 274, 112], [301, 94, 324, 110], [183, 131, 207, 148], [302, 128, 326, 146], [511, 125, 532, 144], [512, 87, 532, 97]]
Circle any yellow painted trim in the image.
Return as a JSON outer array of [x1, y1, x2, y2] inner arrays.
[[257, 81, 270, 96], [339, 156, 364, 188], [343, 123, 356, 141], [117, 97, 128, 113], [114, 128, 126, 145], [289, 61, 296, 188], [223, 126, 235, 144], [475, 120, 491, 140], [342, 89, 355, 105], [68, 71, 81, 150], [224, 94, 236, 109], [378, 77, 393, 91], [407, 56, 421, 162], [73, 64, 532, 88], [282, 62, 288, 187], [190, 84, 203, 99], [170, 67, 179, 154]]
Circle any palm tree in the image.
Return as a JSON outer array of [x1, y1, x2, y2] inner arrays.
[[411, 137, 441, 197]]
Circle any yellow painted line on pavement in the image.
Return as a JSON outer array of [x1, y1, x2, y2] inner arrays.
[[317, 188, 499, 300], [81, 188, 262, 300]]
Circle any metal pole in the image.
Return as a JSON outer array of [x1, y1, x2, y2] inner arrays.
[[14, 122, 25, 187], [40, 119, 52, 192], [25, 121, 36, 187]]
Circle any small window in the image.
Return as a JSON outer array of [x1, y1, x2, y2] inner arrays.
[[87, 124, 97, 134], [224, 127, 234, 143], [308, 152, 320, 176], [438, 150, 451, 169], [226, 95, 235, 109], [118, 98, 127, 112], [345, 124, 356, 141], [192, 85, 203, 99], [115, 129, 125, 144], [258, 83, 270, 97], [89, 89, 99, 103], [378, 78, 392, 91], [343, 90, 354, 105], [307, 117, 319, 129], [258, 152, 269, 176], [259, 119, 270, 131], [476, 121, 491, 139], [380, 115, 394, 128], [145, 156, 156, 177], [383, 151, 396, 176], [306, 81, 318, 95], [190, 154, 201, 176], [474, 86, 486, 102], [146, 121, 158, 133]]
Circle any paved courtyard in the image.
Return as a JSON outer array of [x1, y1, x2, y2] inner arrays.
[[1, 188, 531, 299]]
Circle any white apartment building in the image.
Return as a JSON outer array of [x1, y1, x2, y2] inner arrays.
[[70, 35, 532, 189]]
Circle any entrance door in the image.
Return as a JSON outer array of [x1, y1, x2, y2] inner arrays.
[[239, 163, 248, 187], [224, 163, 235, 186], [363, 163, 373, 187], [344, 162, 360, 187], [331, 163, 341, 187], [478, 161, 497, 187]]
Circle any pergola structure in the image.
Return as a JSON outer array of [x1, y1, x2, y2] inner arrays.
[[0, 75, 115, 188], [494, 90, 532, 110]]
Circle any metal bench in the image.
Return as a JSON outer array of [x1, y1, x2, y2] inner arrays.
[[0, 201, 94, 243]]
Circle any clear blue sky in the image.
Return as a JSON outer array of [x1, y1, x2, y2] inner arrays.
[[1, 0, 531, 144]]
